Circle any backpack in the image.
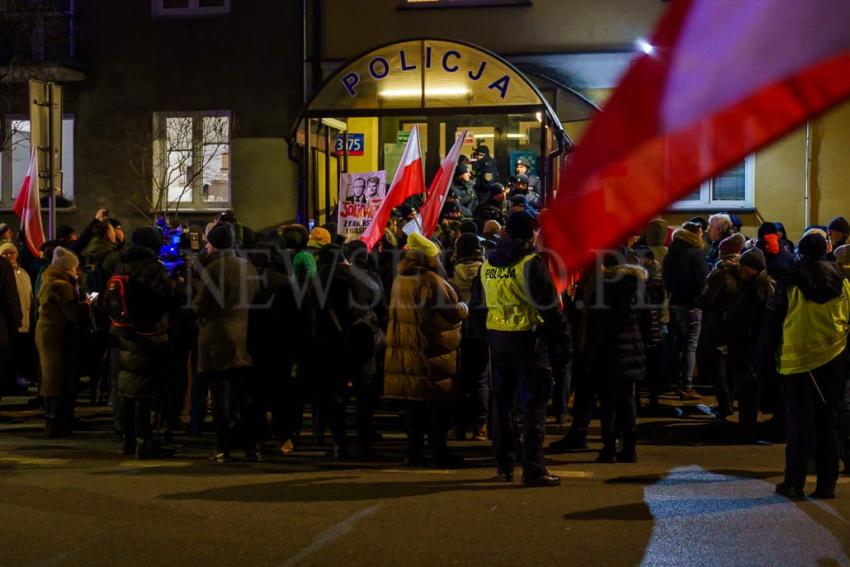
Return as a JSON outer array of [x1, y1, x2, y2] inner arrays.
[[105, 274, 133, 329]]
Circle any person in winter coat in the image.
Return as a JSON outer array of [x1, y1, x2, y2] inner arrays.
[[727, 248, 775, 442], [830, 244, 850, 475], [451, 164, 478, 218], [471, 211, 567, 486], [662, 222, 707, 400], [698, 233, 744, 419], [633, 245, 666, 412], [760, 232, 850, 499], [705, 213, 734, 268], [36, 247, 81, 437], [586, 254, 649, 462], [110, 228, 178, 458], [193, 223, 261, 462], [0, 242, 32, 395], [449, 233, 489, 441], [827, 216, 850, 256], [310, 244, 384, 459], [756, 222, 794, 284], [474, 183, 508, 230], [384, 232, 468, 467], [645, 218, 669, 267], [775, 222, 795, 255]]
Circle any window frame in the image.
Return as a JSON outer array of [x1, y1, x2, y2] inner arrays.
[[398, 0, 531, 8], [151, 0, 230, 18], [152, 110, 232, 213], [669, 154, 755, 211], [0, 114, 75, 211]]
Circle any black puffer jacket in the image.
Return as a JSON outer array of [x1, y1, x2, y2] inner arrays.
[[587, 264, 648, 384], [663, 229, 707, 307], [699, 256, 740, 348], [637, 254, 665, 349], [728, 270, 775, 362], [111, 245, 176, 399]]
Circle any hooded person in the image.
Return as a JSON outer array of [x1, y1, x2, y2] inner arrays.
[[698, 233, 744, 420], [36, 247, 81, 437], [474, 183, 508, 229], [110, 227, 178, 458], [469, 211, 567, 486], [774, 222, 795, 255], [757, 221, 794, 284], [645, 218, 669, 266], [451, 163, 478, 217], [760, 232, 850, 499], [662, 222, 707, 399], [827, 216, 850, 254], [384, 231, 468, 466], [306, 227, 332, 255]]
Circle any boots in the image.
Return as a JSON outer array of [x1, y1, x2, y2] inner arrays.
[[596, 433, 617, 463], [618, 431, 638, 463], [135, 438, 173, 459]]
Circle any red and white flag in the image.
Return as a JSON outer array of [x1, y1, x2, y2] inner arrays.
[[418, 129, 468, 238], [361, 125, 425, 251], [12, 146, 45, 257], [542, 0, 850, 272]]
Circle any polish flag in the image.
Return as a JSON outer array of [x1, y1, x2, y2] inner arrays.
[[542, 0, 850, 272], [12, 146, 45, 258], [361, 126, 425, 251], [419, 129, 468, 238]]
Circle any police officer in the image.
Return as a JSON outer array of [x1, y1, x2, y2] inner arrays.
[[471, 210, 567, 487], [515, 157, 540, 193], [451, 163, 478, 217], [509, 174, 541, 210], [471, 145, 500, 192]]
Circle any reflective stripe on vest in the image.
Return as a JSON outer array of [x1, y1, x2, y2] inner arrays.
[[778, 279, 850, 375], [481, 253, 543, 332]]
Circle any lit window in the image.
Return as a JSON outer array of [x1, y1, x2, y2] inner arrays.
[[671, 156, 754, 211], [153, 111, 231, 211], [152, 0, 229, 17], [1, 117, 75, 208]]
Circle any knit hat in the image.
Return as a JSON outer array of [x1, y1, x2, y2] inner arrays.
[[689, 216, 708, 232], [454, 164, 470, 178], [757, 221, 778, 239], [0, 242, 17, 258], [51, 246, 79, 272], [506, 210, 536, 240], [132, 227, 162, 254], [798, 232, 827, 261], [834, 244, 850, 267], [207, 223, 234, 250], [453, 233, 484, 263], [740, 247, 766, 272], [307, 227, 332, 248], [292, 250, 317, 281], [828, 216, 850, 235], [482, 220, 501, 237], [645, 218, 668, 247], [509, 194, 529, 207], [460, 221, 478, 235], [729, 214, 743, 231], [281, 224, 309, 249], [718, 233, 745, 257], [406, 232, 440, 258]]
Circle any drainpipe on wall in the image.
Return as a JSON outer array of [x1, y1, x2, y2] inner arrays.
[[804, 120, 812, 231]]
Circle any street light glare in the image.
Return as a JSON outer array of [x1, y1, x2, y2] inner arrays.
[[636, 37, 655, 55]]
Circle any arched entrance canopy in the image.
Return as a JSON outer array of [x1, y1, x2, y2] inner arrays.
[[289, 39, 599, 224]]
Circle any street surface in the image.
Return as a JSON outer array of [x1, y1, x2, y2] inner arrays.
[[1, 395, 848, 566]]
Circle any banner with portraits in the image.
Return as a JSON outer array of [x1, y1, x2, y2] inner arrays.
[[337, 171, 387, 242]]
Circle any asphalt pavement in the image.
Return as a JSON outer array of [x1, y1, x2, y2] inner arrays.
[[1, 394, 848, 566]]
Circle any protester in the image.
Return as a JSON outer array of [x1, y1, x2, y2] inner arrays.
[[36, 247, 80, 437], [384, 232, 468, 467], [662, 222, 706, 400], [756, 221, 794, 284], [0, 242, 33, 395], [193, 223, 261, 462], [705, 213, 734, 267]]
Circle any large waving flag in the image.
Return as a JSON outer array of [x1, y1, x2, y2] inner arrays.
[[419, 129, 468, 238], [542, 0, 850, 271], [361, 125, 425, 251], [12, 146, 45, 257]]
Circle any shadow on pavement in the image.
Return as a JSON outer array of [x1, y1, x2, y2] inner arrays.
[[604, 469, 784, 486], [160, 476, 517, 503], [563, 502, 652, 522]]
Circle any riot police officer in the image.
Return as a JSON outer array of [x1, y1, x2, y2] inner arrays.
[[451, 164, 478, 218], [472, 145, 500, 191], [509, 174, 541, 210]]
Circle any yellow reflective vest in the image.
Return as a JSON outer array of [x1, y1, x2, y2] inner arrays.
[[778, 279, 850, 375], [480, 253, 543, 332]]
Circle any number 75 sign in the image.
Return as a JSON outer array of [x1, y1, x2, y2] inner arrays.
[[335, 133, 365, 156]]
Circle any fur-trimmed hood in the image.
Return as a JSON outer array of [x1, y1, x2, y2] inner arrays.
[[672, 228, 704, 249], [602, 263, 649, 282]]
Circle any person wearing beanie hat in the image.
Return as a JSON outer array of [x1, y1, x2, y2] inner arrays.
[[761, 228, 850, 499], [384, 221, 468, 466], [756, 221, 794, 283], [727, 246, 775, 442], [460, 220, 478, 236], [193, 222, 260, 462], [699, 231, 744, 420], [37, 246, 82, 437], [827, 216, 850, 250], [663, 221, 707, 400], [474, 182, 507, 228], [645, 218, 668, 266], [449, 232, 488, 442], [206, 223, 235, 251], [307, 226, 332, 250], [450, 162, 478, 218], [110, 224, 177, 458], [474, 203, 567, 486], [509, 194, 531, 215]]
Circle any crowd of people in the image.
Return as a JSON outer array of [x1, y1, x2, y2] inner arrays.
[[0, 153, 849, 495]]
